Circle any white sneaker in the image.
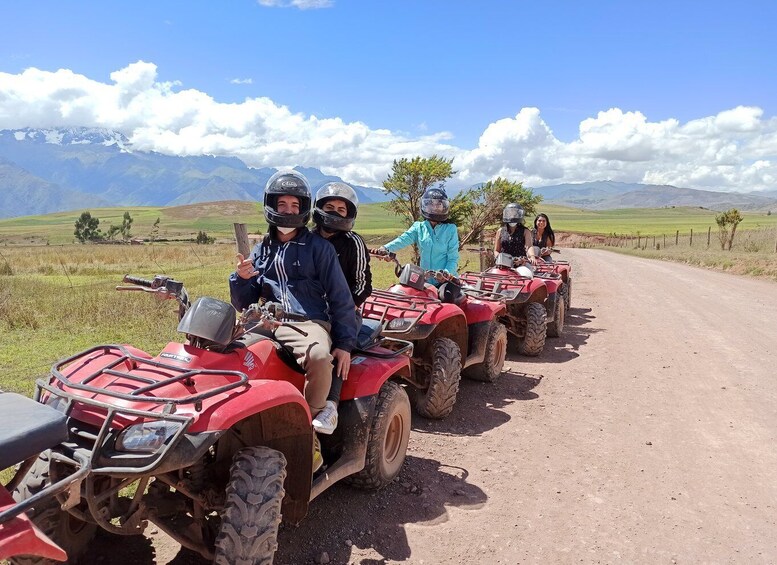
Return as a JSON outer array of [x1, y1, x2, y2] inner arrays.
[[312, 401, 339, 435]]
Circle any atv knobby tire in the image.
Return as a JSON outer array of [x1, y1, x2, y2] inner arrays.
[[10, 451, 96, 565], [546, 294, 565, 338], [517, 302, 547, 357], [415, 337, 462, 419], [464, 321, 508, 383], [213, 447, 287, 565], [347, 381, 411, 489]]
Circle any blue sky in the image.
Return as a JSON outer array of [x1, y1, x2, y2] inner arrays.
[[1, 0, 776, 191]]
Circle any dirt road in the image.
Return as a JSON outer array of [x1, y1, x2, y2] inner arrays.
[[85, 249, 777, 564]]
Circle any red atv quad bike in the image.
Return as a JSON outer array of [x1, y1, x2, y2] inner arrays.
[[3, 274, 414, 565], [534, 248, 573, 312], [460, 252, 558, 357], [361, 252, 509, 420]]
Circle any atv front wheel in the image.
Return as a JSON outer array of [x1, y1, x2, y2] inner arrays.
[[546, 294, 565, 338], [347, 381, 411, 489], [214, 447, 287, 565], [464, 321, 507, 383], [10, 451, 96, 565], [415, 337, 461, 419], [517, 302, 547, 356]]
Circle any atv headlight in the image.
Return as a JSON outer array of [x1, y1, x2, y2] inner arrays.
[[387, 317, 413, 331], [116, 421, 183, 453]]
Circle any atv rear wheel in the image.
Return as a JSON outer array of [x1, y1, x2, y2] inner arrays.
[[213, 447, 287, 565], [464, 321, 507, 383], [517, 302, 547, 356], [546, 294, 565, 338], [10, 451, 96, 565], [347, 381, 411, 489], [415, 337, 462, 419]]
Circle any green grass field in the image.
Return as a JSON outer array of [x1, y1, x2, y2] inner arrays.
[[4, 201, 776, 245], [1, 200, 776, 397]]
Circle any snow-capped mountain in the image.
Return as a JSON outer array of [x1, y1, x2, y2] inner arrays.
[[0, 127, 388, 219]]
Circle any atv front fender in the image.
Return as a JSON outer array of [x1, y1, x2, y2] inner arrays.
[[187, 379, 310, 433]]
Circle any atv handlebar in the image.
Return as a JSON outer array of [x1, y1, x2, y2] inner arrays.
[[122, 274, 155, 288], [239, 302, 309, 337]]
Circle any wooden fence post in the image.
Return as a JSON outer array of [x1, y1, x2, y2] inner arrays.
[[663, 234, 666, 248], [653, 235, 656, 249], [234, 223, 250, 258], [690, 229, 693, 246], [707, 226, 711, 247], [637, 235, 641, 248], [675, 230, 679, 245]]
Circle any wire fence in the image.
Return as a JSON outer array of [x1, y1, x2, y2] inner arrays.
[[589, 226, 777, 253]]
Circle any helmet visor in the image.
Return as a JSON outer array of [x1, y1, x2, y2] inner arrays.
[[421, 197, 450, 216], [503, 207, 524, 223]]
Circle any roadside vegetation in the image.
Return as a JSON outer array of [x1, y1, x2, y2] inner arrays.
[[2, 194, 777, 396]]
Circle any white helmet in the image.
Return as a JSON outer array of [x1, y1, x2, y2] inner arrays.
[[516, 266, 534, 279]]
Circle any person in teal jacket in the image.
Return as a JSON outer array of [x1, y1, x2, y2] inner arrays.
[[375, 187, 459, 284]]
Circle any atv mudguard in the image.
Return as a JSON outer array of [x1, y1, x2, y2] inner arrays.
[[459, 297, 506, 325], [0, 486, 67, 562], [341, 352, 411, 400]]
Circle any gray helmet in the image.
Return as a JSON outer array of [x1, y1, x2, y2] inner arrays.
[[502, 203, 525, 224], [263, 170, 312, 228], [313, 182, 359, 232], [421, 188, 450, 222]]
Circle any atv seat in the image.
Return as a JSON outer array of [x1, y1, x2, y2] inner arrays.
[[0, 393, 67, 470], [356, 318, 383, 350], [230, 330, 306, 375]]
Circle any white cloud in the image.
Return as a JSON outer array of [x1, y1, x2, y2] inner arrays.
[[0, 62, 776, 192], [230, 78, 253, 85], [257, 0, 333, 9]]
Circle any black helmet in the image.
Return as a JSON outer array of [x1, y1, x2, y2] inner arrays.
[[421, 188, 450, 222], [313, 182, 359, 232], [263, 170, 312, 228], [502, 203, 525, 224]]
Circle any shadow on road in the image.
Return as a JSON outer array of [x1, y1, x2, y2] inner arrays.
[[83, 453, 487, 565], [508, 306, 604, 365], [274, 455, 487, 565], [410, 368, 543, 437]]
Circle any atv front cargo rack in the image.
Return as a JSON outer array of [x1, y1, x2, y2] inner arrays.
[[48, 344, 249, 412]]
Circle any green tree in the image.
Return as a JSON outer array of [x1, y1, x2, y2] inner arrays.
[[382, 155, 456, 227], [382, 155, 455, 263], [104, 225, 121, 241], [715, 208, 743, 250], [74, 211, 102, 243], [149, 217, 161, 243], [195, 230, 215, 245], [451, 177, 543, 248], [120, 211, 134, 240]]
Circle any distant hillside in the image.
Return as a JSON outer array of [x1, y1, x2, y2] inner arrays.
[[0, 156, 110, 218], [0, 127, 388, 219], [534, 181, 777, 212]]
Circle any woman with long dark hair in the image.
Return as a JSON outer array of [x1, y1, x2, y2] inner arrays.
[[532, 213, 555, 262]]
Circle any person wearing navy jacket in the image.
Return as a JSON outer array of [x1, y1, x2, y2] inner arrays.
[[229, 170, 357, 438]]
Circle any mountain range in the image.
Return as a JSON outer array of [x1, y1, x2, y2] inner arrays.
[[0, 128, 388, 219], [1, 128, 775, 219], [532, 181, 777, 212]]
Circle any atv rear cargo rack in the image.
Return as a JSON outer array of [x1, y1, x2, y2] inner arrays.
[[460, 272, 529, 297], [361, 289, 440, 335]]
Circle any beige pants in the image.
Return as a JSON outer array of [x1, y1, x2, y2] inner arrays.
[[273, 321, 333, 416]]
